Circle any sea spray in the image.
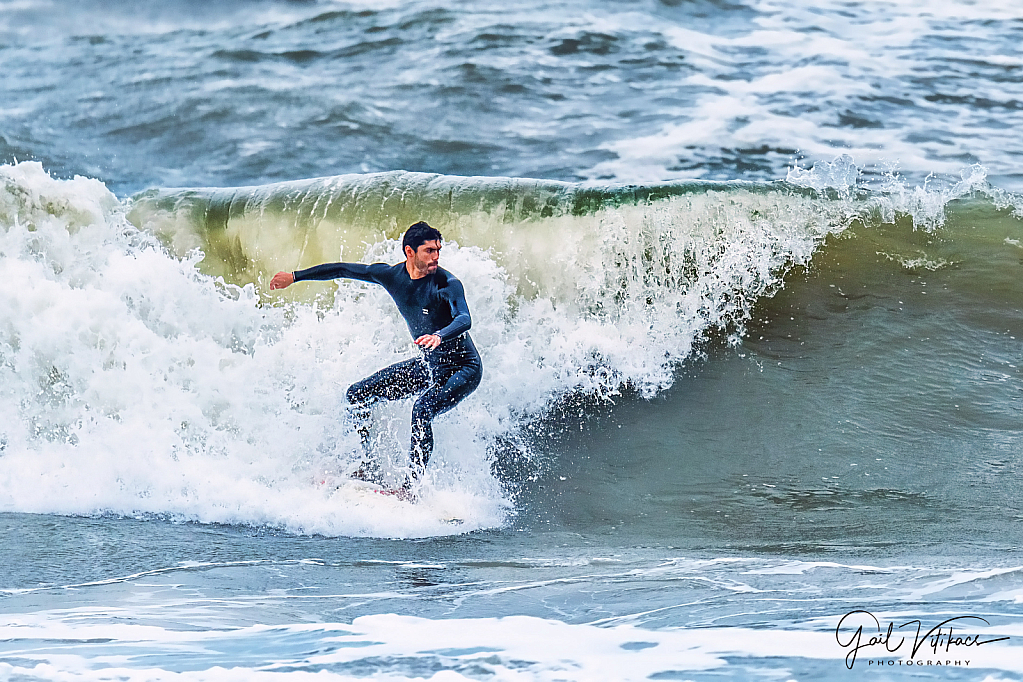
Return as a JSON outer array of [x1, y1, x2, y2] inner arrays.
[[0, 163, 508, 536], [786, 154, 997, 230]]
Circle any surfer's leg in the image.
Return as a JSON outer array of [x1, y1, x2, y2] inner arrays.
[[345, 359, 430, 484], [346, 358, 430, 442], [407, 417, 434, 479], [405, 361, 483, 483], [347, 357, 431, 404]]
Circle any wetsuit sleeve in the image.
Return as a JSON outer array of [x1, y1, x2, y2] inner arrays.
[[435, 278, 472, 340], [293, 262, 388, 284]]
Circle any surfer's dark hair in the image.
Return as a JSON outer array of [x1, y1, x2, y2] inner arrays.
[[403, 221, 442, 253]]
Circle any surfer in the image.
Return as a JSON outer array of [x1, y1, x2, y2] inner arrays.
[[269, 221, 482, 500]]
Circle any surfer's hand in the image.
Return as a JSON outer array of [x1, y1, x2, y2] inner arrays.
[[269, 271, 294, 290], [415, 334, 442, 350]]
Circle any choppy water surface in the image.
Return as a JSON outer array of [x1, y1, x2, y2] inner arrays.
[[3, 0, 1023, 679], [4, 0, 1023, 193]]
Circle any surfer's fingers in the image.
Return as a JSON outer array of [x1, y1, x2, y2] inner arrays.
[[269, 271, 294, 289], [415, 334, 441, 349]]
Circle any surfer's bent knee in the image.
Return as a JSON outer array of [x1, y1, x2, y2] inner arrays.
[[346, 383, 366, 405]]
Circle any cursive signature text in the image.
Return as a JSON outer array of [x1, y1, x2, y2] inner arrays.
[[835, 610, 1010, 669]]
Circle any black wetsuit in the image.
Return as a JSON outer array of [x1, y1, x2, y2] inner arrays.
[[293, 262, 483, 482]]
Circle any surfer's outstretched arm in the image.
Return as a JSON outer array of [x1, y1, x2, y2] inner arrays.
[[271, 263, 391, 290], [293, 262, 389, 284]]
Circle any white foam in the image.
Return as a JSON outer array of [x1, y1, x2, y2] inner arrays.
[[0, 163, 508, 537], [0, 608, 1019, 681]]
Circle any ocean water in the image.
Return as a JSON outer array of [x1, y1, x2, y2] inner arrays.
[[3, 0, 1023, 680]]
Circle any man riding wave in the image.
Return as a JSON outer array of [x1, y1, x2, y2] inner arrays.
[[270, 222, 482, 500]]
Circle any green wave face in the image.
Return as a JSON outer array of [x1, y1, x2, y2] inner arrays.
[[127, 171, 831, 306]]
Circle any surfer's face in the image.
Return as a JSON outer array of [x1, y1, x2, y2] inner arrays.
[[408, 240, 441, 276]]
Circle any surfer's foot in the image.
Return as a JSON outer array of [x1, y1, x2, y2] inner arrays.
[[378, 486, 417, 502], [377, 477, 417, 502], [350, 460, 384, 485]]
